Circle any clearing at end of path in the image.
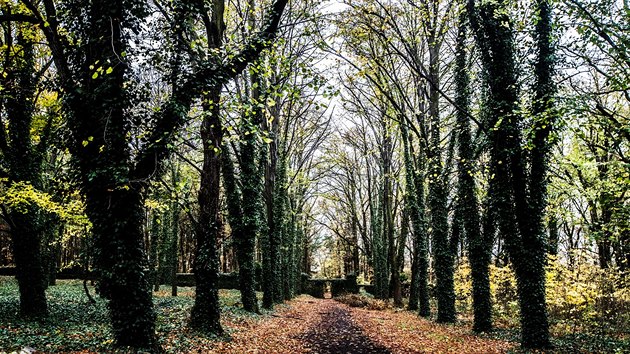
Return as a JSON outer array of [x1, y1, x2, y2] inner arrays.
[[206, 295, 515, 353]]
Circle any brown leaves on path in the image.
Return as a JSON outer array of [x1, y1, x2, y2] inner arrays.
[[296, 300, 391, 353], [346, 304, 517, 353], [197, 295, 514, 353], [202, 296, 318, 353]]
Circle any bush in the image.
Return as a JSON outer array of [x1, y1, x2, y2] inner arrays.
[[454, 256, 630, 336], [545, 255, 629, 333], [335, 294, 391, 310]]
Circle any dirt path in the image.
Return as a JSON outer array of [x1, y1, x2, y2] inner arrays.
[[297, 300, 392, 353], [188, 295, 514, 353]]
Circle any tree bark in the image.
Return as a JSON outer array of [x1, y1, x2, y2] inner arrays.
[[454, 9, 492, 332], [468, 0, 553, 347], [190, 86, 224, 335], [427, 38, 456, 324], [3, 30, 48, 318]]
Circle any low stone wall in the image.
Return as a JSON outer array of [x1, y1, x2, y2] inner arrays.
[[0, 266, 95, 280], [301, 273, 360, 299], [302, 278, 326, 298], [0, 266, 15, 276], [0, 267, 244, 289], [174, 272, 240, 289]]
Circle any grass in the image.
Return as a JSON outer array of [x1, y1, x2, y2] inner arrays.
[[0, 277, 264, 353]]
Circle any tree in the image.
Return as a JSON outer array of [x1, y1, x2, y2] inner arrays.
[[189, 0, 290, 334], [453, 6, 491, 332], [189, 0, 228, 334], [468, 0, 557, 347], [401, 123, 430, 315], [0, 17, 50, 318], [554, 0, 629, 272], [7, 0, 288, 348], [222, 138, 261, 312]]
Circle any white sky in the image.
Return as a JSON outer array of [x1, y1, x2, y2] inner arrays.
[[320, 1, 349, 14]]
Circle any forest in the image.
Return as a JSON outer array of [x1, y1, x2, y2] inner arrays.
[[0, 0, 628, 352]]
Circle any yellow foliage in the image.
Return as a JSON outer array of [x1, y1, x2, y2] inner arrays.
[[454, 255, 630, 333], [0, 179, 89, 226]]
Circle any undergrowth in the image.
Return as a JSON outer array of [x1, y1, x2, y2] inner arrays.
[[0, 278, 263, 353], [335, 293, 391, 310], [454, 256, 629, 353]]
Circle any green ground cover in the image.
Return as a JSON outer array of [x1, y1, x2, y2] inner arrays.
[[0, 277, 263, 353]]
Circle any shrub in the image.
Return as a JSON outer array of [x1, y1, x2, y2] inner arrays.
[[335, 293, 392, 310], [454, 256, 630, 335], [545, 255, 629, 333]]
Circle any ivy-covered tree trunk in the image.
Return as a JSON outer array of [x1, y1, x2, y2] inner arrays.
[[401, 124, 430, 315], [516, 0, 555, 346], [10, 211, 48, 317], [84, 187, 157, 348], [381, 123, 398, 304], [468, 0, 553, 347], [62, 2, 158, 347], [222, 140, 260, 312], [392, 208, 407, 307], [190, 86, 224, 335], [427, 41, 456, 323], [240, 173, 263, 307], [149, 211, 161, 292], [43, 221, 62, 286], [292, 197, 306, 296], [262, 116, 285, 307], [2, 29, 48, 318], [261, 135, 275, 309], [238, 61, 264, 311], [283, 198, 296, 300], [167, 166, 181, 297], [285, 190, 306, 299], [414, 157, 431, 317], [272, 153, 288, 303], [190, 0, 227, 334], [454, 9, 492, 332]]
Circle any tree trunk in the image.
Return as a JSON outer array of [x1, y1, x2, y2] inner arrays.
[[223, 141, 260, 312], [85, 187, 157, 348], [455, 9, 492, 332], [150, 211, 161, 292], [391, 209, 407, 307], [239, 117, 263, 310], [468, 0, 552, 347], [11, 212, 48, 318], [261, 136, 276, 309], [427, 40, 456, 324], [168, 181, 180, 297], [3, 29, 48, 318], [190, 86, 224, 335], [272, 154, 288, 303], [402, 125, 431, 315]]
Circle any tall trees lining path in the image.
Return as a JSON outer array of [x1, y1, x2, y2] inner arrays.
[[4, 0, 628, 351]]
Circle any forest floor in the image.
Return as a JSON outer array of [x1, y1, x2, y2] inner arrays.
[[212, 296, 515, 354], [0, 278, 627, 353]]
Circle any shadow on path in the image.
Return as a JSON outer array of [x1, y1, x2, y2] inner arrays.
[[297, 300, 391, 354]]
